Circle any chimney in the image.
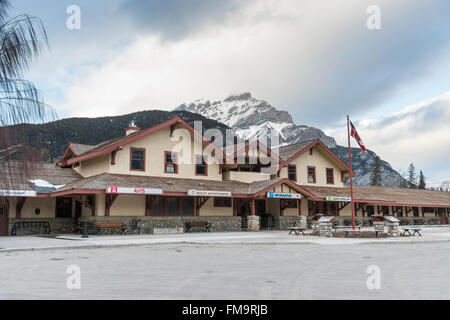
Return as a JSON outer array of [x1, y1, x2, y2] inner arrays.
[[125, 122, 141, 136]]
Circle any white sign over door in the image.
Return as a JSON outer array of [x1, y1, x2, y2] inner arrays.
[[0, 190, 37, 197], [188, 190, 232, 197], [267, 192, 301, 199]]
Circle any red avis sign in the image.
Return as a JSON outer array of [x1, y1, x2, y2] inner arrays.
[[107, 186, 163, 195]]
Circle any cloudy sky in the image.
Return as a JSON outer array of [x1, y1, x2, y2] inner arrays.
[[10, 0, 450, 185]]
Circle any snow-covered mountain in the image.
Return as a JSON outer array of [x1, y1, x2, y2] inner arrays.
[[428, 181, 450, 191], [176, 92, 405, 187], [176, 92, 337, 148]]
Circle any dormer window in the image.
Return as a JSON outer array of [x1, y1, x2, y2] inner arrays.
[[288, 165, 297, 181], [307, 166, 316, 183], [130, 148, 145, 171], [195, 155, 207, 176], [165, 151, 178, 174]]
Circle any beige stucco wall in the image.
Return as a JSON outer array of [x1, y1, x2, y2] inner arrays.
[[109, 195, 146, 216], [223, 171, 271, 183], [279, 146, 345, 188], [107, 126, 223, 180], [199, 197, 234, 216], [74, 154, 110, 178], [20, 197, 56, 218]]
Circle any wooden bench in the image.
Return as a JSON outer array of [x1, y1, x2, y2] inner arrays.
[[95, 222, 127, 235], [401, 228, 422, 237], [185, 221, 211, 233], [289, 222, 306, 236]]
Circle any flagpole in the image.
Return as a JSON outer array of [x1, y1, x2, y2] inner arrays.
[[347, 115, 356, 231]]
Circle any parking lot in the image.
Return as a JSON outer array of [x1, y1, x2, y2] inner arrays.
[[1, 228, 450, 299]]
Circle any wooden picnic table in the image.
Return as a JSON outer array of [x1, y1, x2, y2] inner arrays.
[[289, 227, 306, 236], [401, 228, 422, 237]]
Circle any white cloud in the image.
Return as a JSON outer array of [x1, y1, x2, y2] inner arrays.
[[325, 92, 450, 182], [57, 0, 450, 125]]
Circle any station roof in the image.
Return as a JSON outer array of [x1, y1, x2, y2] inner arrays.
[[303, 185, 450, 208]]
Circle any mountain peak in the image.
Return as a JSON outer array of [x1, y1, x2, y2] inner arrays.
[[177, 93, 337, 148], [224, 92, 253, 102]]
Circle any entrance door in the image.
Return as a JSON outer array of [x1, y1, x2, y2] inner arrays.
[[439, 209, 448, 225], [0, 198, 9, 236], [56, 197, 73, 218], [255, 200, 266, 216]]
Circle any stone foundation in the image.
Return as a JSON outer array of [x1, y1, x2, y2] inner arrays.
[[7, 216, 242, 236], [8, 218, 74, 236], [386, 223, 400, 237], [373, 221, 385, 233], [273, 216, 306, 230], [247, 216, 260, 232], [83, 216, 243, 235], [313, 222, 333, 237]]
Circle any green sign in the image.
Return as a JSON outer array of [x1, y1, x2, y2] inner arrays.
[[326, 196, 351, 202]]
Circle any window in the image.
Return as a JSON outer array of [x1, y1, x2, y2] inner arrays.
[[214, 198, 232, 208], [195, 155, 207, 176], [181, 198, 194, 216], [149, 197, 194, 216], [288, 165, 297, 181], [367, 206, 375, 217], [166, 197, 179, 216], [130, 148, 145, 171], [307, 166, 316, 183], [326, 168, 334, 184], [165, 151, 178, 174], [151, 197, 164, 216]]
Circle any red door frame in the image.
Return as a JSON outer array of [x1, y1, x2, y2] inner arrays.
[[0, 197, 10, 236]]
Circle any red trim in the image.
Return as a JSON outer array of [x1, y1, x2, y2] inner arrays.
[[61, 144, 78, 161], [280, 140, 355, 177], [326, 168, 334, 185], [57, 117, 232, 167], [195, 154, 208, 176], [49, 189, 106, 197], [307, 166, 316, 184], [164, 151, 178, 174], [130, 147, 146, 172], [126, 126, 141, 132], [253, 178, 320, 200], [105, 194, 118, 217]]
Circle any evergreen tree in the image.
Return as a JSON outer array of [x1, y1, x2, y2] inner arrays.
[[418, 170, 426, 189], [407, 163, 417, 189], [370, 156, 382, 186]]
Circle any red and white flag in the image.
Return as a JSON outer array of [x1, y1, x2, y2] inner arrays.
[[350, 121, 366, 151]]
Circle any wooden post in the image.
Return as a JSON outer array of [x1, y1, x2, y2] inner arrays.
[[105, 194, 118, 217], [298, 199, 302, 216], [251, 199, 256, 216], [16, 197, 27, 219]]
